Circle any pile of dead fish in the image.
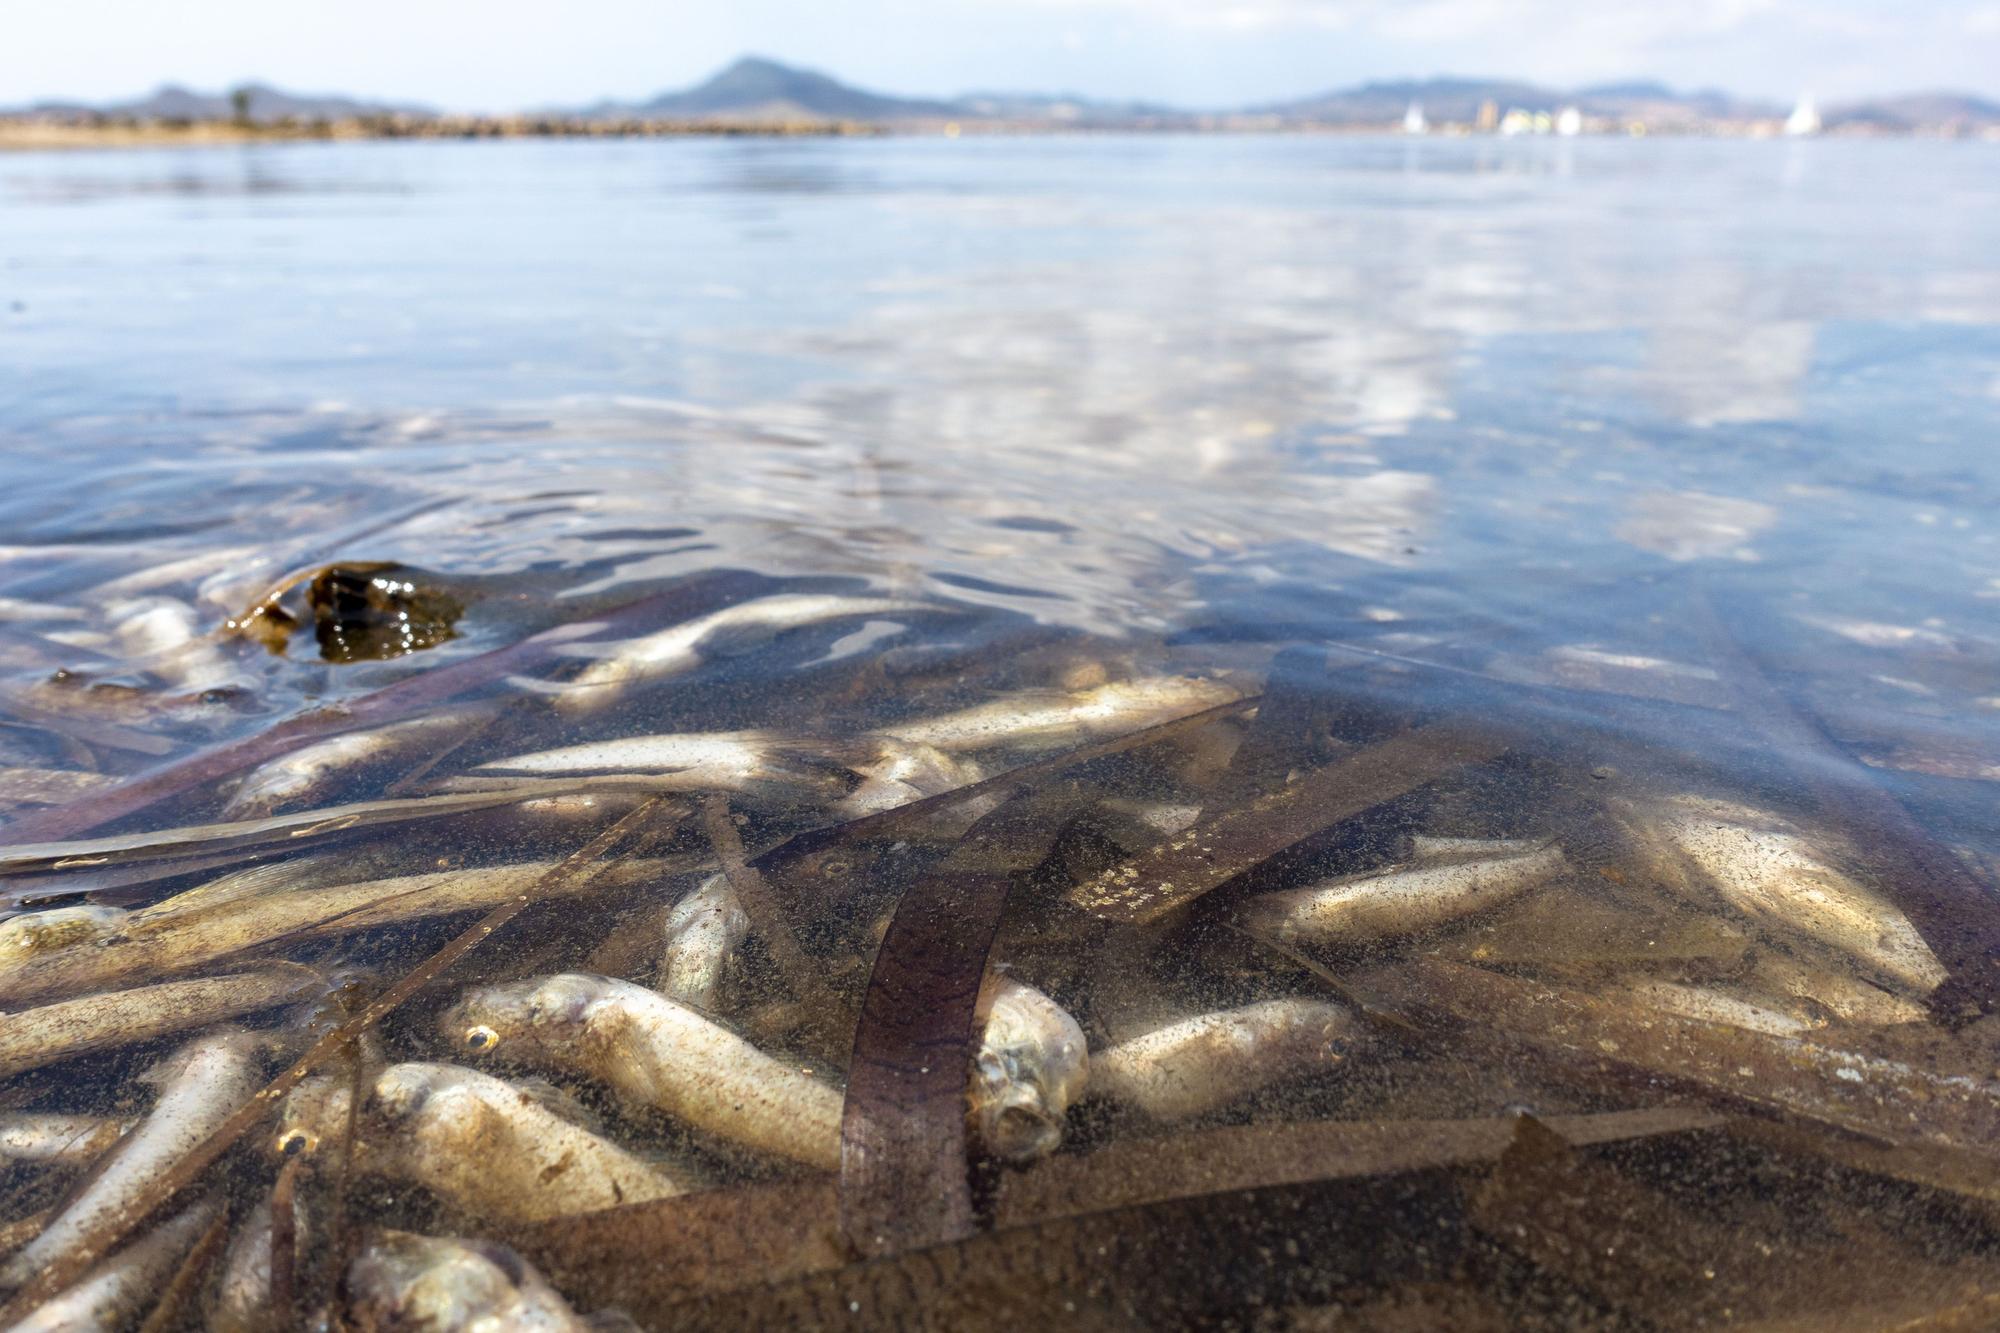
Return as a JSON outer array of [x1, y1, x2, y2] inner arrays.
[[0, 582, 1993, 1329]]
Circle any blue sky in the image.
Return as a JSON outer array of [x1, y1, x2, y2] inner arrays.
[[5, 0, 1995, 110]]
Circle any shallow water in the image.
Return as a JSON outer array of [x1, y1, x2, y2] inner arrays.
[[1, 134, 1998, 1329]]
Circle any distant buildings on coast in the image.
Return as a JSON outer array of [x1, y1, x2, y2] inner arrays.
[[1398, 91, 1898, 139]]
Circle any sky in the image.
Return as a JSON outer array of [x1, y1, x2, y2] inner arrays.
[[3, 0, 1995, 111]]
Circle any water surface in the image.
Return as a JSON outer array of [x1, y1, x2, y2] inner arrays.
[[1, 134, 1998, 1329]]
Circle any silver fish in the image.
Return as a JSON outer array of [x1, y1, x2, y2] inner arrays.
[[1746, 952, 1929, 1027], [1611, 979, 1824, 1039], [0, 856, 689, 1006], [1239, 844, 1569, 946], [835, 739, 984, 817], [345, 1230, 594, 1333], [0, 906, 125, 972], [1, 1028, 264, 1286], [106, 595, 245, 693], [658, 874, 749, 1010], [1408, 834, 1539, 863], [0, 968, 317, 1078], [444, 973, 844, 1170], [207, 1195, 311, 1333], [468, 731, 822, 795], [550, 594, 931, 714], [8, 1199, 217, 1332], [0, 1114, 133, 1168], [0, 767, 114, 809], [225, 710, 483, 817], [1089, 998, 1355, 1121], [874, 676, 1241, 753], [969, 975, 1088, 1163], [1632, 796, 1945, 994], [276, 1063, 691, 1223]]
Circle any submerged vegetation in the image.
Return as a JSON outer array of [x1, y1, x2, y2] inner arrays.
[[0, 561, 1994, 1329]]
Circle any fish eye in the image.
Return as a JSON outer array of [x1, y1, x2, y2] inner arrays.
[[276, 1129, 317, 1157], [463, 1024, 499, 1052]]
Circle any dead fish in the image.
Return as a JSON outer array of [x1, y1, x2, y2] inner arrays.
[[345, 1230, 597, 1333], [0, 1114, 133, 1168], [1408, 834, 1539, 863], [0, 856, 689, 1006], [444, 974, 843, 1170], [1441, 891, 1753, 979], [1746, 952, 1929, 1027], [512, 790, 660, 827], [1611, 979, 1823, 1039], [0, 767, 114, 809], [208, 1194, 311, 1333], [875, 676, 1241, 753], [1098, 798, 1204, 838], [468, 731, 826, 796], [1636, 797, 1945, 994], [122, 852, 359, 927], [0, 968, 318, 1078], [107, 596, 201, 661], [835, 739, 984, 818], [0, 1027, 264, 1286], [276, 1063, 691, 1224], [658, 875, 749, 1011], [548, 594, 932, 714], [0, 787, 648, 876], [7, 1198, 217, 1332], [106, 595, 245, 693], [969, 975, 1088, 1163], [1239, 844, 1569, 947], [1089, 998, 1356, 1121], [0, 906, 125, 971], [225, 710, 483, 816]]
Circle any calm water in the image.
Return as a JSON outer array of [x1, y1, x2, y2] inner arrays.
[[1, 135, 1998, 1328]]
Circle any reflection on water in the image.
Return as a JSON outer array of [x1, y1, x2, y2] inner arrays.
[[0, 135, 1998, 1328]]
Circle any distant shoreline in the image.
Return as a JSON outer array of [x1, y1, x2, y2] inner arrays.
[[4, 115, 1996, 153], [0, 117, 888, 151]]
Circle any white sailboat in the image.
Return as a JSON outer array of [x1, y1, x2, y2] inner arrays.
[[1784, 94, 1821, 137], [1402, 101, 1428, 135], [1555, 106, 1582, 137]]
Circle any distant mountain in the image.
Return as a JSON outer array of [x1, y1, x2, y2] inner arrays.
[[598, 56, 958, 122], [1826, 92, 2000, 131], [18, 82, 432, 123], [1576, 84, 1780, 122], [1258, 76, 1783, 125]]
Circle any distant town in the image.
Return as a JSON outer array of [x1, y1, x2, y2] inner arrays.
[[5, 55, 1997, 149]]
